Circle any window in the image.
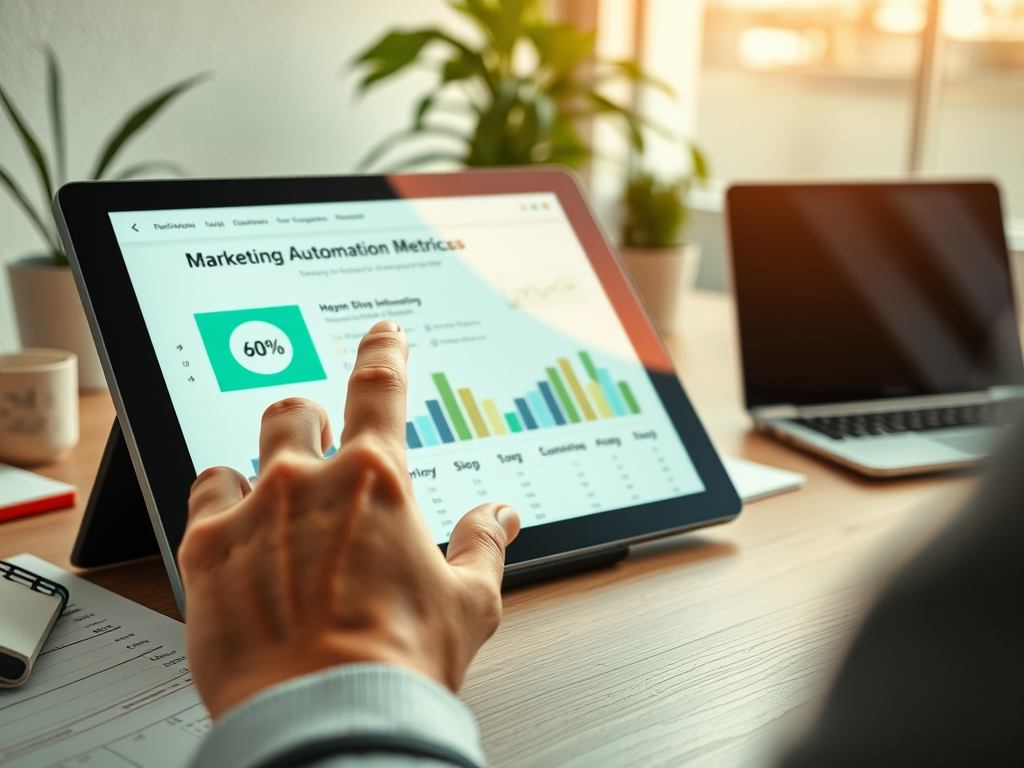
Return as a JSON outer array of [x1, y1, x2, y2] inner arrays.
[[697, 0, 1024, 216]]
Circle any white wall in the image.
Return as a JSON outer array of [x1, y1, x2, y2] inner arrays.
[[934, 84, 1024, 215], [0, 0, 458, 352], [697, 70, 915, 183]]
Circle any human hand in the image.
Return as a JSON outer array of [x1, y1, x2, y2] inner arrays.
[[179, 321, 521, 719]]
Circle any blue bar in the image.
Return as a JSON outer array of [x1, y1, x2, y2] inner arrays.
[[538, 381, 566, 425], [527, 391, 553, 428], [406, 422, 423, 449], [514, 397, 539, 430], [251, 458, 260, 475], [414, 416, 440, 447], [324, 444, 337, 458], [427, 399, 456, 443], [597, 368, 628, 416]]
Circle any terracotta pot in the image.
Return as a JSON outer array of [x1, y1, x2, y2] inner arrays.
[[619, 242, 702, 334], [7, 256, 106, 390]]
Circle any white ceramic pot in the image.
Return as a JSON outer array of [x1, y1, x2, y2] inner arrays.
[[619, 242, 702, 334], [7, 256, 106, 390]]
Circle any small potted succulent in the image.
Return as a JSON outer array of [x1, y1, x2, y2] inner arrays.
[[1, 49, 205, 388], [619, 147, 708, 334]]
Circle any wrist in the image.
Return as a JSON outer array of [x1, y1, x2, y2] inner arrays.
[[197, 632, 458, 719]]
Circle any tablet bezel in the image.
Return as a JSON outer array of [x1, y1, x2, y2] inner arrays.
[[54, 168, 741, 613]]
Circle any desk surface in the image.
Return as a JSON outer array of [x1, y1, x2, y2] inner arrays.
[[0, 291, 976, 767]]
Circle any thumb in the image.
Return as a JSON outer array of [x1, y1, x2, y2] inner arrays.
[[446, 503, 520, 587]]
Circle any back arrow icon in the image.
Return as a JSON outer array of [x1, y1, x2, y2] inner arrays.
[[131, 223, 138, 232]]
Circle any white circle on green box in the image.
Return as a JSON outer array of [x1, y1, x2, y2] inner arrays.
[[229, 320, 293, 375]]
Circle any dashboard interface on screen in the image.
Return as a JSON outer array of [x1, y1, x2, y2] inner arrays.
[[109, 192, 704, 544]]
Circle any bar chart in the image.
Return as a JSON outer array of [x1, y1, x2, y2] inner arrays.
[[248, 350, 645, 475], [404, 351, 642, 450]]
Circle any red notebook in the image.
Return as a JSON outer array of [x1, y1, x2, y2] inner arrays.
[[0, 464, 77, 522]]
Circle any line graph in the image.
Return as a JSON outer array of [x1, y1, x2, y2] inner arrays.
[[500, 271, 587, 309]]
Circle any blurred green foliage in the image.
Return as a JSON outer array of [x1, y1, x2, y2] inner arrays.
[[621, 145, 709, 248], [0, 49, 206, 265], [352, 0, 670, 171]]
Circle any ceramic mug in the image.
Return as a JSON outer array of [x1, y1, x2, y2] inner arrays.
[[0, 349, 79, 466]]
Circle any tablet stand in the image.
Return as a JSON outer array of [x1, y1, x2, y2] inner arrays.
[[71, 420, 159, 568], [72, 420, 630, 583]]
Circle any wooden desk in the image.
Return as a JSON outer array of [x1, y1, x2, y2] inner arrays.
[[0, 292, 976, 767]]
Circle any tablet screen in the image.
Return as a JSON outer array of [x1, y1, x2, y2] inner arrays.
[[108, 192, 704, 543]]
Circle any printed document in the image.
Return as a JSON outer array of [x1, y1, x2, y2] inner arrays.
[[0, 554, 208, 767]]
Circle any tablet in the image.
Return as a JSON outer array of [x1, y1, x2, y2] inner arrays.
[[54, 169, 740, 611]]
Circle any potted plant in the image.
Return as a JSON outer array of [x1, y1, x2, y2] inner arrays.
[[351, 0, 669, 170], [619, 150, 708, 334], [1, 49, 205, 389]]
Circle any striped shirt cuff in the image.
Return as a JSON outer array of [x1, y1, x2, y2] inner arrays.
[[189, 663, 485, 768]]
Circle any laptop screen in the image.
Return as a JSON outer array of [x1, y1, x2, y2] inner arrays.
[[727, 182, 1024, 408]]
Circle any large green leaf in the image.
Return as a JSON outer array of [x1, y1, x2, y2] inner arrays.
[[45, 46, 66, 185], [0, 164, 59, 254], [354, 30, 442, 91], [466, 79, 521, 166], [450, 0, 498, 47], [494, 0, 532, 54], [0, 82, 54, 205], [451, 0, 537, 76], [528, 23, 595, 84], [91, 73, 208, 180], [509, 92, 555, 164], [442, 48, 489, 87]]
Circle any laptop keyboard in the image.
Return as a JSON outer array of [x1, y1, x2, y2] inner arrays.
[[792, 403, 1016, 440]]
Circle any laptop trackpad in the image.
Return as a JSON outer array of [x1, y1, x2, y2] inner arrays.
[[926, 430, 996, 456]]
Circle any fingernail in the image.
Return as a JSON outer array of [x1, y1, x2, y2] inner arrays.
[[495, 506, 519, 540], [369, 321, 401, 334]]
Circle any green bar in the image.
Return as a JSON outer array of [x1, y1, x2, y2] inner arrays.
[[618, 381, 641, 414], [432, 373, 473, 440], [579, 351, 599, 382], [504, 412, 523, 433], [559, 357, 597, 421], [458, 388, 490, 437], [546, 367, 581, 423]]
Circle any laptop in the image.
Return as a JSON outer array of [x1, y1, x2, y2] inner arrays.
[[726, 181, 1024, 477]]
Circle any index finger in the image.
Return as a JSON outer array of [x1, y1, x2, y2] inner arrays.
[[340, 321, 409, 450]]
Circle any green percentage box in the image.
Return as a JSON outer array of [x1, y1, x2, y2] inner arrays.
[[195, 305, 326, 392]]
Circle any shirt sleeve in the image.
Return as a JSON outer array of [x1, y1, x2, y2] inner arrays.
[[189, 663, 487, 768]]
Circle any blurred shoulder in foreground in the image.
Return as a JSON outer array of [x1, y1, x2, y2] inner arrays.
[[782, 423, 1024, 767]]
